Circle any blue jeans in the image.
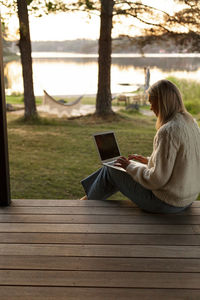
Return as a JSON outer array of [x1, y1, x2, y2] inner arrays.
[[81, 166, 190, 214]]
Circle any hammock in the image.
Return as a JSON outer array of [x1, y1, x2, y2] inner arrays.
[[41, 90, 84, 117]]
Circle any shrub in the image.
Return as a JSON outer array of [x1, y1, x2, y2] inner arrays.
[[167, 76, 200, 115]]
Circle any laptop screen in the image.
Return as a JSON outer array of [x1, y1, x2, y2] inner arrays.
[[94, 132, 120, 161]]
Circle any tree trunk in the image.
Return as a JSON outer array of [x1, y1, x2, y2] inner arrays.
[[17, 0, 37, 120], [96, 0, 114, 116]]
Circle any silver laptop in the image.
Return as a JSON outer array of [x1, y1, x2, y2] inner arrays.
[[93, 131, 126, 172]]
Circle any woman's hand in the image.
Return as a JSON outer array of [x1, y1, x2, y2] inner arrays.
[[128, 154, 148, 165], [115, 156, 131, 170]]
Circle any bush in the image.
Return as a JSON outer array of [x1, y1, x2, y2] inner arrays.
[[167, 76, 200, 115], [184, 101, 200, 115]]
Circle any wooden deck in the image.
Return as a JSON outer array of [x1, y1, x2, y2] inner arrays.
[[0, 199, 200, 299]]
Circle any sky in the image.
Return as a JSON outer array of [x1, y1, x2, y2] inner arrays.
[[3, 0, 184, 41]]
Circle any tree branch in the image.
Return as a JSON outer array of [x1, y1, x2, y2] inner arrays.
[[114, 0, 172, 18]]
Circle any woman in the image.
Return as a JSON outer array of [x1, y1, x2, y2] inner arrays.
[[81, 79, 200, 213]]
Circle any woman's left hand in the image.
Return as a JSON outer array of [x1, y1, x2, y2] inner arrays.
[[114, 156, 131, 170]]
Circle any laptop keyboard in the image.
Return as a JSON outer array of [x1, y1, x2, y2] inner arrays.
[[106, 160, 116, 166]]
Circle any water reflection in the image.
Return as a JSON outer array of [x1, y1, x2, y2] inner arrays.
[[112, 56, 200, 71], [4, 61, 23, 95], [4, 54, 200, 96]]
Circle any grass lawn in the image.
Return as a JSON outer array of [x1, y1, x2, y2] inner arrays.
[[6, 95, 42, 105], [6, 76, 200, 200], [6, 94, 125, 107], [7, 110, 200, 201], [7, 111, 157, 200]]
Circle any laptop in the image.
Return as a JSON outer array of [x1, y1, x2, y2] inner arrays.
[[93, 131, 126, 172]]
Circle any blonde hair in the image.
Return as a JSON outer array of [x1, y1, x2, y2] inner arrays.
[[148, 79, 191, 129]]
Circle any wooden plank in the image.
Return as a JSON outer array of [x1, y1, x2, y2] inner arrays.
[[11, 199, 134, 207], [189, 200, 200, 207], [11, 199, 200, 208], [1, 214, 200, 224], [0, 244, 200, 258], [0, 286, 200, 300], [0, 206, 143, 215], [1, 205, 200, 215], [0, 222, 198, 234], [0, 199, 200, 298], [0, 270, 200, 288], [0, 232, 200, 245], [0, 256, 200, 272]]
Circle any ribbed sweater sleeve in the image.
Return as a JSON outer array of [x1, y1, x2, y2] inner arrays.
[[126, 127, 178, 190]]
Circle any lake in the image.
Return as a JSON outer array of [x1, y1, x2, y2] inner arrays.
[[4, 52, 200, 97]]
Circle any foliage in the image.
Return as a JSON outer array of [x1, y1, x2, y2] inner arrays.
[[167, 76, 200, 115], [184, 101, 200, 115], [126, 0, 200, 52], [66, 0, 200, 52], [1, 1, 200, 46], [0, 0, 65, 16]]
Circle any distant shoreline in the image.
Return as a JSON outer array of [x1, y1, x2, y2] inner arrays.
[[28, 52, 200, 59]]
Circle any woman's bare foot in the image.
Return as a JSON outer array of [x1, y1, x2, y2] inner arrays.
[[80, 195, 88, 200]]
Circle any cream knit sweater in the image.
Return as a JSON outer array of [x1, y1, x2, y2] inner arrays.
[[126, 113, 200, 207]]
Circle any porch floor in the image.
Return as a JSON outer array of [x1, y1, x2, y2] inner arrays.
[[0, 199, 200, 299]]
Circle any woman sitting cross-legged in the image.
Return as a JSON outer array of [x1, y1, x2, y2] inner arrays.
[[80, 79, 200, 213]]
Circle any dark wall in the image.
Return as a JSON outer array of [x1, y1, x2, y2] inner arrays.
[[0, 19, 11, 206]]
